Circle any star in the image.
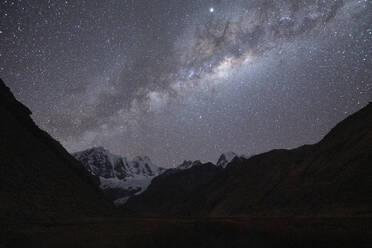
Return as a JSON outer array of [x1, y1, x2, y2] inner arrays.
[[0, 0, 370, 168]]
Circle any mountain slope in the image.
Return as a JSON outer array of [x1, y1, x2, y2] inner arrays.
[[204, 103, 372, 216], [125, 163, 222, 215], [216, 152, 238, 168], [0, 79, 113, 223], [73, 147, 164, 203], [125, 103, 372, 216], [176, 160, 202, 170]]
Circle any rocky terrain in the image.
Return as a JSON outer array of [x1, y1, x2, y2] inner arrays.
[[125, 102, 372, 217], [74, 147, 164, 204], [73, 149, 243, 205], [1, 78, 371, 247], [0, 79, 113, 225]]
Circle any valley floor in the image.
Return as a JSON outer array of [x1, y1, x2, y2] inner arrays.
[[2, 216, 371, 248]]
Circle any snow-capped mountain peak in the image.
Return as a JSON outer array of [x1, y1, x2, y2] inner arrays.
[[217, 152, 237, 168], [130, 156, 163, 177], [73, 147, 165, 205], [73, 146, 127, 179], [177, 160, 202, 170], [73, 147, 163, 179]]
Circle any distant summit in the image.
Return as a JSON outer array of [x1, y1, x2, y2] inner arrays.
[[216, 152, 238, 168], [73, 148, 246, 204], [177, 160, 202, 170], [125, 103, 372, 216], [73, 147, 165, 204]]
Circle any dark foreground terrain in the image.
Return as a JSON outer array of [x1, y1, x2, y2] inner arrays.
[[2, 217, 372, 248]]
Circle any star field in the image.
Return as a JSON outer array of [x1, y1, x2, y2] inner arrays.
[[1, 0, 371, 167]]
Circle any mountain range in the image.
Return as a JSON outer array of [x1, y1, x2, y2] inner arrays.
[[124, 102, 372, 216], [73, 147, 165, 204], [72, 109, 372, 218], [73, 148, 243, 204], [1, 77, 371, 247]]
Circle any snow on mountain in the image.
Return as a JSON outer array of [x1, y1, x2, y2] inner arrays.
[[113, 197, 131, 206], [100, 175, 153, 194], [177, 153, 245, 170], [73, 147, 164, 204], [73, 147, 248, 204], [216, 152, 238, 168], [177, 160, 202, 170], [130, 156, 165, 177], [73, 147, 129, 179]]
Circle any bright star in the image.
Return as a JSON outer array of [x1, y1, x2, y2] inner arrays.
[[209, 7, 214, 13]]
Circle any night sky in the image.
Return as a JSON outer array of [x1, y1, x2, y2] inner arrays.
[[1, 0, 371, 167]]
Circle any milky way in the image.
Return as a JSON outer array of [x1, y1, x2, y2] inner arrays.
[[1, 0, 371, 167]]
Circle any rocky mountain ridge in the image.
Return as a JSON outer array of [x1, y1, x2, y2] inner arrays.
[[73, 147, 165, 204], [124, 103, 372, 217], [74, 147, 246, 204], [0, 78, 113, 223]]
